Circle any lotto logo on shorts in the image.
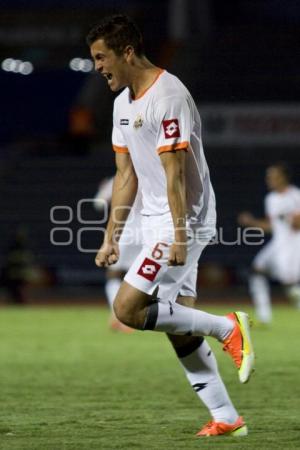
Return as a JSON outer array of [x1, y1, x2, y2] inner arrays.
[[162, 119, 180, 138], [137, 258, 161, 281]]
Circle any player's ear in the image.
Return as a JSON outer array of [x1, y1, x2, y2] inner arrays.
[[123, 45, 134, 62]]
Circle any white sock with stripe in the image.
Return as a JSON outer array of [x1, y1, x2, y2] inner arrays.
[[144, 302, 233, 341], [177, 338, 238, 423]]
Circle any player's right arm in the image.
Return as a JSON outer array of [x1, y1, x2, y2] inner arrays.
[[160, 149, 188, 266], [237, 212, 272, 233], [95, 152, 138, 267]]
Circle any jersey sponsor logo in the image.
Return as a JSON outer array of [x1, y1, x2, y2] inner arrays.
[[137, 257, 161, 281], [133, 114, 143, 129], [120, 119, 129, 125], [162, 118, 180, 138]]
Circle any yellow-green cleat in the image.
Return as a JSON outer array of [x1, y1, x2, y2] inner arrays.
[[223, 311, 255, 383]]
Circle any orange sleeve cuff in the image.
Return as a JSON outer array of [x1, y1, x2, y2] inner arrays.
[[113, 145, 129, 154], [157, 141, 189, 154]]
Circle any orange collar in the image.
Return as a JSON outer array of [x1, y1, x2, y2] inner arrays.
[[132, 68, 165, 101]]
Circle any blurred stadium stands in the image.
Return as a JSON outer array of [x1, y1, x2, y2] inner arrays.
[[1, 0, 300, 300]]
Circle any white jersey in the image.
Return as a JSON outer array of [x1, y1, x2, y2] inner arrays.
[[265, 185, 300, 243], [112, 70, 216, 238], [254, 185, 300, 284]]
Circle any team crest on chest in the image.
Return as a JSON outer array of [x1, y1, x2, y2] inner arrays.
[[133, 114, 143, 129]]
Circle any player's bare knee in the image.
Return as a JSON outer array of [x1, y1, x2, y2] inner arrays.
[[114, 281, 153, 328], [113, 295, 132, 325], [113, 293, 146, 329]]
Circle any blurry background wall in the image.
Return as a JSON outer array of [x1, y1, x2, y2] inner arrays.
[[0, 0, 299, 299]]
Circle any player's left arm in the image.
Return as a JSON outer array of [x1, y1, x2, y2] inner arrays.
[[95, 153, 138, 268], [160, 149, 188, 266]]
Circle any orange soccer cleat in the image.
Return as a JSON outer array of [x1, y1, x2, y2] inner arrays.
[[196, 416, 248, 437], [222, 312, 255, 383]]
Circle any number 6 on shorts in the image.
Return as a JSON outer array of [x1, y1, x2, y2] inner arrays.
[[151, 242, 169, 260]]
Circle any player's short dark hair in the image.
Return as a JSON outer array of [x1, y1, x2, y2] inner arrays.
[[270, 162, 292, 181], [86, 14, 144, 56]]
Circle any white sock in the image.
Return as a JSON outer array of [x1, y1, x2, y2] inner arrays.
[[145, 302, 233, 341], [104, 278, 121, 310], [178, 339, 239, 423], [249, 274, 272, 323]]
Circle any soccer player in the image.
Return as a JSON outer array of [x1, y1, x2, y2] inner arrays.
[[238, 163, 300, 324], [87, 15, 254, 437]]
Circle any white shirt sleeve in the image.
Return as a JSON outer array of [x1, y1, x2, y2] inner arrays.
[[112, 104, 129, 154], [154, 96, 191, 154]]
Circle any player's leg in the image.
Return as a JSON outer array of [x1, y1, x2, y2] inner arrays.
[[165, 268, 246, 435], [276, 242, 300, 309], [114, 251, 233, 341], [114, 236, 254, 383], [114, 231, 231, 338], [167, 295, 241, 426], [249, 270, 272, 324], [249, 243, 274, 324]]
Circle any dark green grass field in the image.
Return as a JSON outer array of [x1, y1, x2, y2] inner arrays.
[[0, 304, 299, 450]]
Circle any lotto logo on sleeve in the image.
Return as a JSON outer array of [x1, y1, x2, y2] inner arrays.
[[137, 258, 161, 281], [162, 119, 181, 139]]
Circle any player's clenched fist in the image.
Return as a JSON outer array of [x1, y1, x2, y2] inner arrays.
[[167, 242, 187, 266], [95, 242, 119, 267]]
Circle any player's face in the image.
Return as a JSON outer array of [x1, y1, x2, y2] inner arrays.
[[265, 167, 288, 191], [90, 39, 129, 92]]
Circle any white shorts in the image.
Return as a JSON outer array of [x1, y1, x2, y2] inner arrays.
[[253, 237, 300, 284], [124, 213, 211, 304]]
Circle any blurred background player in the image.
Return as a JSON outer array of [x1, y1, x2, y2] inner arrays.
[[238, 163, 300, 324], [94, 176, 142, 332]]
